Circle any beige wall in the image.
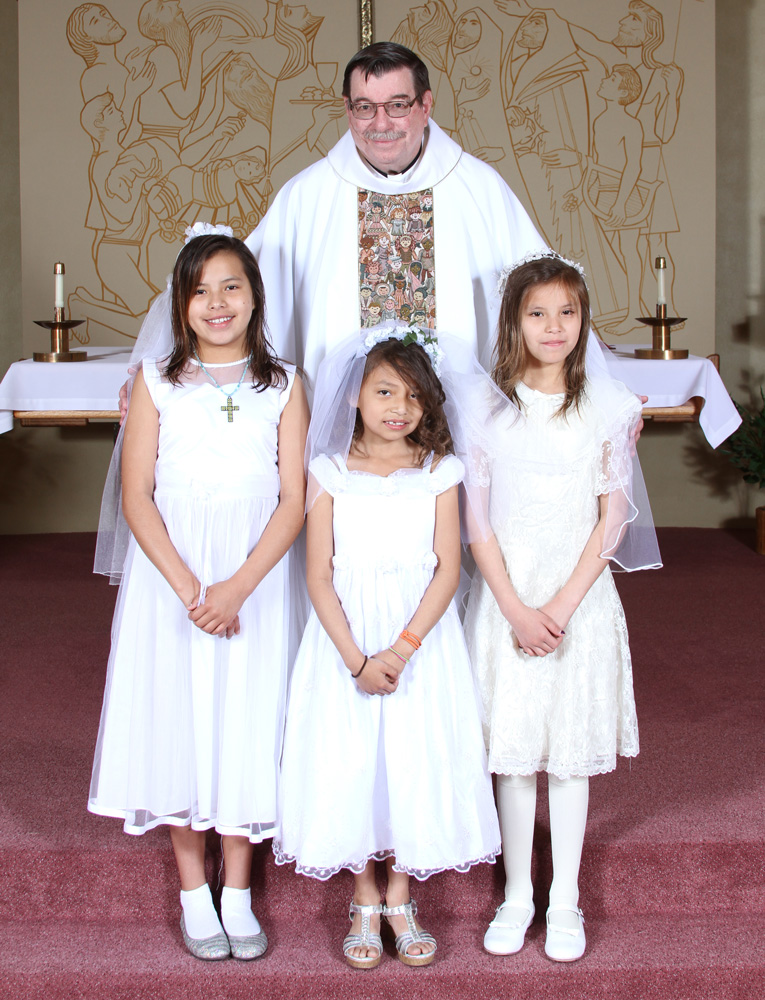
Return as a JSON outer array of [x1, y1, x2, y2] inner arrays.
[[1, 1, 764, 534]]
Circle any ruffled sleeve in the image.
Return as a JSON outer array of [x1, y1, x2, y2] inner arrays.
[[589, 378, 662, 572], [308, 454, 346, 499], [428, 453, 465, 494]]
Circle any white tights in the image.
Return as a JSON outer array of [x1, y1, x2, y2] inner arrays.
[[497, 772, 589, 921]]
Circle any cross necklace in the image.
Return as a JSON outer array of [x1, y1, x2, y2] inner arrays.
[[192, 351, 250, 422]]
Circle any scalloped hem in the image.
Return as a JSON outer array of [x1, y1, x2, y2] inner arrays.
[[489, 750, 639, 781], [273, 842, 500, 882]]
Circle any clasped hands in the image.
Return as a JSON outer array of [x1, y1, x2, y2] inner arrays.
[[180, 575, 244, 640], [353, 647, 405, 696], [510, 600, 568, 658]]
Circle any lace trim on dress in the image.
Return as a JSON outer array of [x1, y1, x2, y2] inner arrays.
[[272, 843, 499, 882], [489, 752, 638, 781]]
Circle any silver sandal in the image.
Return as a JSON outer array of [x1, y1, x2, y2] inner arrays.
[[343, 899, 384, 969], [383, 898, 436, 967]]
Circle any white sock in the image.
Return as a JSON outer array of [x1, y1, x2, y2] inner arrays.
[[221, 886, 262, 938], [548, 773, 589, 930], [180, 883, 224, 940], [497, 772, 537, 922]]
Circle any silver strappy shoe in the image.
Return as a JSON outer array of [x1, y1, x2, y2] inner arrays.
[[343, 899, 384, 969], [382, 898, 437, 967]]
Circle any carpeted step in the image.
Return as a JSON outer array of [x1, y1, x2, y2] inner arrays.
[[3, 530, 763, 997], [2, 838, 762, 923], [0, 914, 762, 1000]]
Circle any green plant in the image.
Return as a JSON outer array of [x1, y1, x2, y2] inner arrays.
[[724, 388, 765, 489]]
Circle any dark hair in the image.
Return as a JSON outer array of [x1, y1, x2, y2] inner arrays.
[[164, 234, 287, 390], [342, 42, 431, 103], [353, 339, 453, 463], [493, 256, 591, 418]]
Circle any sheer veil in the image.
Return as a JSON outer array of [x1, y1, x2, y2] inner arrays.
[[304, 325, 521, 547]]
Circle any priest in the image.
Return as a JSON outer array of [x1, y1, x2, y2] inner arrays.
[[245, 41, 547, 378]]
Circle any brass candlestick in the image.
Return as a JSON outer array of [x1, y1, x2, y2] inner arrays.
[[633, 303, 688, 359], [634, 257, 688, 359], [33, 262, 86, 362]]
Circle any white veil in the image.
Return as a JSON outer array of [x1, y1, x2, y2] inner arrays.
[[94, 224, 236, 582], [304, 325, 520, 545], [93, 282, 174, 582]]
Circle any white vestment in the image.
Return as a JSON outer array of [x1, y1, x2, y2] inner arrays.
[[245, 119, 547, 379]]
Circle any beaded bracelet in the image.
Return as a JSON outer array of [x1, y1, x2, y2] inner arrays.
[[400, 629, 422, 651], [351, 655, 368, 679], [388, 646, 409, 665]]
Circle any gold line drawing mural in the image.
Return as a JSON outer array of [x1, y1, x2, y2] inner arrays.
[[64, 0, 347, 343], [56, 0, 704, 345], [378, 0, 696, 337]]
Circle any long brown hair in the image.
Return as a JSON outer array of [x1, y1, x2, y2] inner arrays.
[[353, 339, 453, 464], [164, 234, 287, 391], [493, 256, 590, 418]]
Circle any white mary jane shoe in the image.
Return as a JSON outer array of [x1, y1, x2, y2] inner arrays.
[[544, 904, 586, 962], [483, 901, 535, 955]]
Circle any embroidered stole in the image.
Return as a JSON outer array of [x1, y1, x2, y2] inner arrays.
[[357, 188, 435, 330]]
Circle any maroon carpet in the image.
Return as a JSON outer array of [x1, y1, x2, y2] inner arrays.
[[1, 529, 763, 999]]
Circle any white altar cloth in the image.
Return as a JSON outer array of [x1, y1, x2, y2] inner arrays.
[[0, 345, 742, 449], [601, 345, 741, 449], [0, 347, 130, 433]]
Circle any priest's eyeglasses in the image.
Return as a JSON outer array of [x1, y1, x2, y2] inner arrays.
[[348, 98, 418, 119]]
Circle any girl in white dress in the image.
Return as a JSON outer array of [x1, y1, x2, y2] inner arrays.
[[464, 251, 660, 963], [276, 329, 501, 969], [88, 232, 309, 961]]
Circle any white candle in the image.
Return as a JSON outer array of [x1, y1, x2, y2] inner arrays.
[[54, 262, 65, 309], [655, 256, 666, 306]]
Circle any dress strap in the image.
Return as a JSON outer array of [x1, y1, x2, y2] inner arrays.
[[332, 452, 350, 474]]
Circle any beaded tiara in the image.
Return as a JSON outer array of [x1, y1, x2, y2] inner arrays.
[[497, 249, 587, 296]]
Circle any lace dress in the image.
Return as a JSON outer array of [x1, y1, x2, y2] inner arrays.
[[275, 453, 500, 880], [464, 378, 640, 779], [89, 358, 297, 841]]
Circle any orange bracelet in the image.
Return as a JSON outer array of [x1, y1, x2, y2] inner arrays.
[[400, 629, 422, 650]]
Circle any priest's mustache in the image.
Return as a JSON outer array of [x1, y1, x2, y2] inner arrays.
[[362, 129, 407, 140]]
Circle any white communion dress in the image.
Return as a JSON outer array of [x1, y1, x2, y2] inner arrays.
[[89, 358, 297, 841], [275, 453, 501, 880], [464, 378, 643, 779]]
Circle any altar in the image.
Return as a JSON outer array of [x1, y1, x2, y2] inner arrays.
[[0, 347, 128, 433], [0, 344, 743, 449]]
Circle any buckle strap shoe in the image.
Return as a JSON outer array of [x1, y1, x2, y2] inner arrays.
[[383, 898, 436, 967], [343, 899, 384, 969], [544, 904, 586, 962], [483, 901, 535, 955]]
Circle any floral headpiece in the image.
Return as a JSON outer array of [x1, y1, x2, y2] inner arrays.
[[361, 324, 444, 377], [496, 249, 587, 296], [184, 221, 235, 244]]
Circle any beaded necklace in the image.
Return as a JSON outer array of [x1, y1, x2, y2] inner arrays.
[[192, 351, 251, 423]]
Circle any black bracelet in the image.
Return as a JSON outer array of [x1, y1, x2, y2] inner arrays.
[[351, 655, 368, 679]]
